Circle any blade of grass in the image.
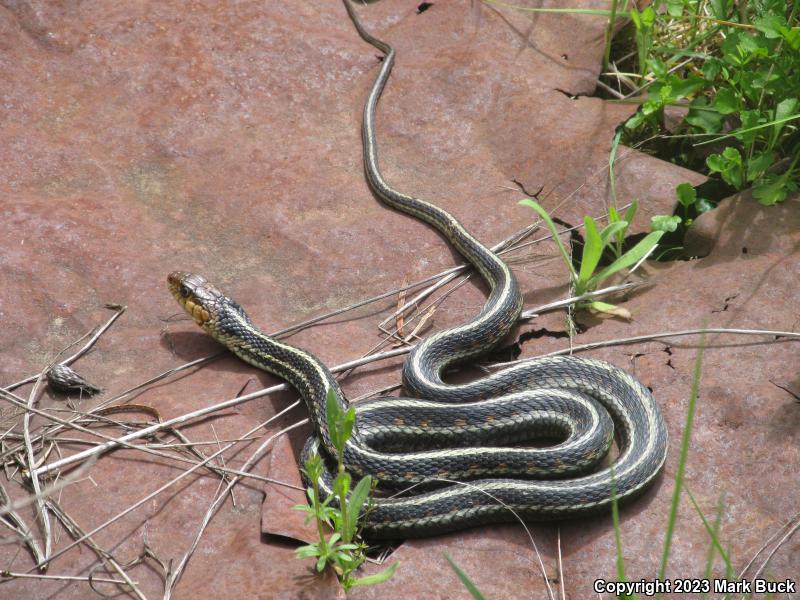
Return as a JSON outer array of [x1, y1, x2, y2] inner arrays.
[[603, 0, 622, 72], [658, 332, 706, 585], [700, 492, 726, 600], [610, 468, 635, 600], [609, 127, 624, 204], [686, 488, 735, 588], [598, 221, 629, 247], [444, 552, 487, 600], [518, 199, 577, 281]]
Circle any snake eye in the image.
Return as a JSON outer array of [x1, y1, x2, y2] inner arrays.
[[179, 284, 191, 298]]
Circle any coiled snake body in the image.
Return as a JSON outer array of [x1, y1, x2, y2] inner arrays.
[[167, 1, 667, 539]]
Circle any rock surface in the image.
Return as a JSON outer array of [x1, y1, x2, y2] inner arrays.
[[1, 1, 797, 598]]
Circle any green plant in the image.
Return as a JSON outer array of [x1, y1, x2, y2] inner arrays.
[[609, 471, 635, 600], [443, 553, 486, 600], [657, 332, 705, 585], [617, 0, 800, 208], [650, 182, 715, 258], [294, 388, 398, 591], [520, 199, 663, 317]]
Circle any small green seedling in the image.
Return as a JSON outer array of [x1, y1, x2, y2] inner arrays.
[[520, 199, 663, 317], [294, 387, 398, 591]]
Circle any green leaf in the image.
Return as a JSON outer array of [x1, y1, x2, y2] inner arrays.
[[302, 453, 323, 483], [588, 231, 664, 288], [754, 14, 787, 39], [325, 387, 343, 451], [519, 199, 577, 281], [599, 221, 629, 246], [722, 147, 743, 186], [746, 151, 774, 182], [647, 57, 668, 79], [665, 0, 683, 17], [735, 109, 763, 145], [640, 6, 655, 27], [685, 97, 724, 133], [707, 147, 743, 189], [293, 502, 316, 514], [622, 201, 638, 226], [720, 31, 767, 67], [772, 98, 799, 146], [720, 31, 745, 65], [624, 110, 647, 131], [669, 75, 705, 101], [316, 555, 327, 572], [705, 153, 725, 173], [578, 216, 602, 289], [702, 58, 722, 81], [737, 32, 766, 56], [708, 0, 730, 19], [675, 182, 696, 208], [349, 561, 400, 588], [587, 300, 631, 319], [752, 176, 790, 205], [296, 543, 321, 559], [629, 7, 641, 29], [782, 26, 800, 50], [713, 87, 741, 115], [695, 198, 715, 214], [346, 476, 372, 540], [748, 66, 780, 96], [443, 553, 486, 600], [333, 471, 352, 501], [651, 214, 682, 233], [341, 406, 356, 447], [642, 97, 664, 116]]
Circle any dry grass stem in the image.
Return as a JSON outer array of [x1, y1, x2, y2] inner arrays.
[[557, 527, 566, 600], [0, 481, 43, 565], [0, 388, 283, 487], [424, 477, 556, 600], [30, 401, 307, 571], [0, 455, 97, 519], [45, 499, 146, 600], [492, 328, 800, 367], [0, 570, 133, 584], [519, 281, 646, 319], [163, 419, 309, 597], [738, 510, 800, 581], [741, 511, 800, 588], [4, 305, 126, 392], [21, 374, 52, 568]]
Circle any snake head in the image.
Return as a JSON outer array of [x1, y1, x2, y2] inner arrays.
[[167, 271, 227, 328]]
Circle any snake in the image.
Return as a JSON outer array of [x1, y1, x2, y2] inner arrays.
[[166, 0, 667, 539]]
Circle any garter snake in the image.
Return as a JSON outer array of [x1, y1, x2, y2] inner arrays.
[[166, 0, 667, 539]]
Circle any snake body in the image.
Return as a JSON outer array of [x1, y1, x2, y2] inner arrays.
[[166, 1, 667, 539]]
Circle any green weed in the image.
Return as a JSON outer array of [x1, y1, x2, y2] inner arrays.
[[520, 199, 663, 317], [593, 0, 800, 256], [443, 553, 487, 600], [294, 388, 398, 591]]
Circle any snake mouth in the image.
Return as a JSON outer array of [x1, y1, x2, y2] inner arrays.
[[184, 298, 211, 326], [167, 271, 213, 326]]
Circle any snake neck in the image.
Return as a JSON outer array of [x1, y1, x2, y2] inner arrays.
[[210, 306, 350, 456]]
